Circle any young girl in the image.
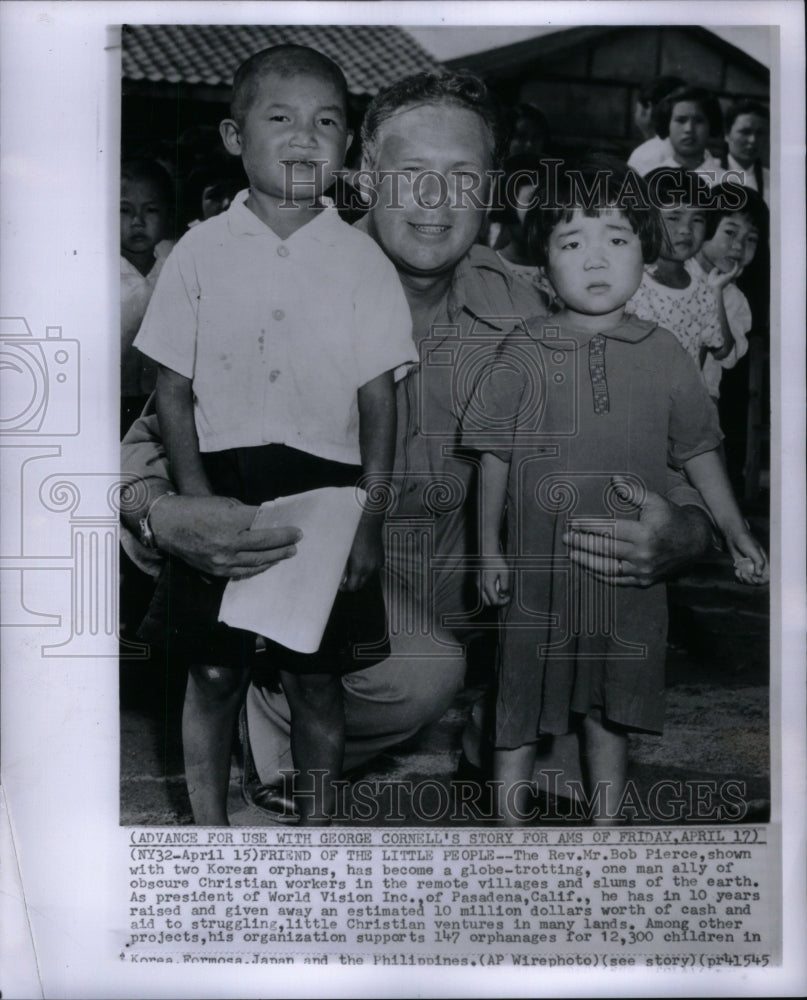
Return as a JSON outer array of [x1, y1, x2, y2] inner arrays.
[[462, 158, 768, 826], [628, 168, 738, 396], [688, 184, 768, 402], [651, 85, 723, 175], [488, 154, 556, 304]]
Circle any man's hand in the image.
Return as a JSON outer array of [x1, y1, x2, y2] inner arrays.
[[562, 481, 712, 587], [149, 494, 301, 579], [341, 512, 384, 592]]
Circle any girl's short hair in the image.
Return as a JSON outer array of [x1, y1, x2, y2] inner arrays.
[[525, 156, 663, 266], [724, 99, 769, 133], [703, 183, 769, 242], [653, 86, 723, 140]]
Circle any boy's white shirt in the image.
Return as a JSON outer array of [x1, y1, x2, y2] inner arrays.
[[134, 191, 417, 463]]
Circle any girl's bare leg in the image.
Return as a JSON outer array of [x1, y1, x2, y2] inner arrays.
[[579, 709, 628, 825], [494, 744, 539, 826]]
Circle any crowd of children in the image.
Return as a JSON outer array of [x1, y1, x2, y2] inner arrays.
[[121, 53, 770, 827]]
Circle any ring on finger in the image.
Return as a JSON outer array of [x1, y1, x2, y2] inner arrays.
[[617, 558, 623, 576]]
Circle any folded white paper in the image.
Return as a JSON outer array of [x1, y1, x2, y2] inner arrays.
[[218, 486, 365, 653]]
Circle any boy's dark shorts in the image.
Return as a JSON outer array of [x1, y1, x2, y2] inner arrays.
[[138, 444, 389, 674]]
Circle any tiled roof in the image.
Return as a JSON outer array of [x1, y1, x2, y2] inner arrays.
[[122, 24, 440, 95]]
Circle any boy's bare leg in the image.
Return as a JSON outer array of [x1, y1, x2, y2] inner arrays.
[[183, 662, 250, 825], [494, 744, 539, 826], [278, 670, 344, 826], [579, 709, 628, 826]]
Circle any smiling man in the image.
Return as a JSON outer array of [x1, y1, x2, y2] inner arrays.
[[121, 70, 715, 823]]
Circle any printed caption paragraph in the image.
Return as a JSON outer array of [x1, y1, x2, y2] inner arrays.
[[124, 826, 778, 969]]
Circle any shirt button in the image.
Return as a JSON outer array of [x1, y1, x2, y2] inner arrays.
[[277, 245, 290, 257], [273, 309, 285, 321]]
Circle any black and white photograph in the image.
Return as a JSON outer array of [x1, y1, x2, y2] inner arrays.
[[118, 22, 774, 829], [1, 2, 804, 997]]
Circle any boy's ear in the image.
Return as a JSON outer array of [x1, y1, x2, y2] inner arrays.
[[219, 119, 243, 157]]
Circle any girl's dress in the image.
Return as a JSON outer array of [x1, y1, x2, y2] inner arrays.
[[628, 268, 722, 373], [462, 313, 722, 746]]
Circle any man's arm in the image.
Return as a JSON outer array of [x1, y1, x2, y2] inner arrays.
[[562, 475, 713, 588], [120, 409, 301, 580]]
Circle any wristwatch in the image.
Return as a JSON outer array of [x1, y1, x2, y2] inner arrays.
[[138, 491, 176, 549]]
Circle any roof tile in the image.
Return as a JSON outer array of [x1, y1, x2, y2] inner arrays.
[[122, 24, 440, 94]]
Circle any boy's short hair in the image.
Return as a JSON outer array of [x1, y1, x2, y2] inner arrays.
[[703, 183, 769, 241], [230, 44, 349, 125], [653, 85, 723, 140], [361, 70, 505, 168], [121, 158, 174, 209], [643, 166, 712, 209], [525, 156, 663, 266], [636, 75, 685, 110], [723, 99, 770, 132]]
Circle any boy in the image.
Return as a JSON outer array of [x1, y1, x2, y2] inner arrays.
[[120, 158, 174, 434], [134, 45, 416, 825]]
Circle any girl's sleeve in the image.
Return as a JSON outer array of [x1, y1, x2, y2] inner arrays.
[[696, 284, 725, 350], [460, 330, 537, 461], [665, 335, 724, 466], [718, 284, 752, 367]]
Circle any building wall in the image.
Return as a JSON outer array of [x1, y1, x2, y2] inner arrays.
[[461, 26, 769, 159]]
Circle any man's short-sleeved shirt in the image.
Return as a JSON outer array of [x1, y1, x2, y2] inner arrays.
[[135, 190, 416, 464]]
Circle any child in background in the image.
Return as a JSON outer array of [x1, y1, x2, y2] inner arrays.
[[687, 184, 767, 402], [651, 85, 723, 176], [488, 154, 555, 305], [626, 75, 685, 176], [717, 101, 770, 204], [462, 159, 768, 825], [628, 168, 738, 395], [135, 45, 416, 826], [120, 158, 175, 434]]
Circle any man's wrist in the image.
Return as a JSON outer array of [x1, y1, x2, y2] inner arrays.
[[141, 491, 177, 551]]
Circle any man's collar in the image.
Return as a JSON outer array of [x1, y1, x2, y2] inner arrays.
[[445, 244, 516, 327]]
